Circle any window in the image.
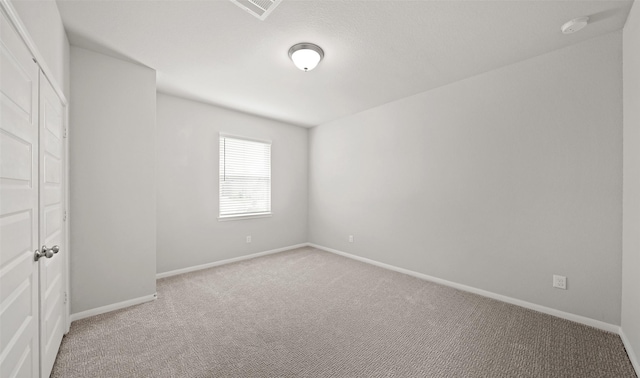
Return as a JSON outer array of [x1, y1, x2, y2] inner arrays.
[[219, 134, 271, 219]]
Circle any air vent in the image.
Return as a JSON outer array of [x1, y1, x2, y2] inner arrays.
[[230, 0, 283, 20]]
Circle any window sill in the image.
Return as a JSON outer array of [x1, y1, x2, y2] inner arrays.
[[218, 213, 272, 221]]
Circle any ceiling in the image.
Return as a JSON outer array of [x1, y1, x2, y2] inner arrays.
[[56, 0, 634, 128]]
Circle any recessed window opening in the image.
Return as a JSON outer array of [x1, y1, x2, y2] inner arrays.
[[219, 134, 271, 219]]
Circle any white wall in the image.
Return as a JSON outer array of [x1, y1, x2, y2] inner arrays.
[[70, 47, 157, 314], [11, 0, 70, 96], [622, 0, 640, 368], [309, 32, 623, 325], [156, 93, 308, 275]]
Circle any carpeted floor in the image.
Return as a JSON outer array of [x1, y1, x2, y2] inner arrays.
[[51, 247, 636, 377]]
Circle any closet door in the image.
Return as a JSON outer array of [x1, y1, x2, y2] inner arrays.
[[0, 9, 41, 378], [38, 71, 65, 378]]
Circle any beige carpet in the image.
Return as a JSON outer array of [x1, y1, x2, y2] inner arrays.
[[52, 247, 636, 377]]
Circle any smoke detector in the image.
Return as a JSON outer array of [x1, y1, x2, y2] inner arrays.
[[561, 17, 589, 34], [230, 0, 282, 20]]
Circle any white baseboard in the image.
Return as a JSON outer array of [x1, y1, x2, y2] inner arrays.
[[70, 293, 157, 322], [70, 244, 308, 323], [156, 243, 309, 279], [620, 328, 640, 375], [308, 243, 620, 334]]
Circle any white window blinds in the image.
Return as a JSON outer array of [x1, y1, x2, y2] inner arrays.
[[219, 135, 271, 218]]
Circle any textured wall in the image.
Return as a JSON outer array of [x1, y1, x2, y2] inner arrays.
[[70, 47, 157, 314], [309, 32, 623, 325], [622, 0, 640, 369], [155, 93, 308, 274]]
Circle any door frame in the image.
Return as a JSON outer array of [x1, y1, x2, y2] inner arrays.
[[0, 0, 71, 333]]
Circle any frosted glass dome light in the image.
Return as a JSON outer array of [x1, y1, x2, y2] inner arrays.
[[288, 43, 324, 72]]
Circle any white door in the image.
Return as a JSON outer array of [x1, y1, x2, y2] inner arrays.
[[37, 71, 66, 378], [0, 9, 41, 378]]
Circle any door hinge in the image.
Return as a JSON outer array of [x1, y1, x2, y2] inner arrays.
[[63, 128, 68, 138], [63, 210, 67, 222], [64, 291, 68, 304]]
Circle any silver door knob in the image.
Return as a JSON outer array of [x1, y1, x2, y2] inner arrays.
[[34, 245, 60, 261], [34, 248, 51, 261], [46, 245, 60, 254]]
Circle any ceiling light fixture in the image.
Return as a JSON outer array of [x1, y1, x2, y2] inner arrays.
[[561, 17, 589, 34], [288, 43, 324, 72]]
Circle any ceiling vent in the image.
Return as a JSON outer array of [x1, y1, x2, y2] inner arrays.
[[230, 0, 282, 20]]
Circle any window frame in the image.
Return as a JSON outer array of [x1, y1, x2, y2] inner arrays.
[[218, 133, 272, 221]]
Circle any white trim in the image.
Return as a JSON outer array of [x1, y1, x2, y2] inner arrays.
[[308, 243, 620, 334], [156, 243, 308, 279], [0, 0, 68, 105], [64, 98, 70, 333], [70, 293, 157, 322], [219, 132, 272, 145], [218, 213, 272, 221], [620, 328, 640, 375]]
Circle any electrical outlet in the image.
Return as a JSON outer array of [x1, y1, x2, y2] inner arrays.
[[553, 275, 567, 290], [348, 235, 354, 243], [246, 235, 252, 243]]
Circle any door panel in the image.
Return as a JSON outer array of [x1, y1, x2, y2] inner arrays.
[[38, 71, 65, 378], [0, 8, 40, 378], [0, 131, 33, 183]]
